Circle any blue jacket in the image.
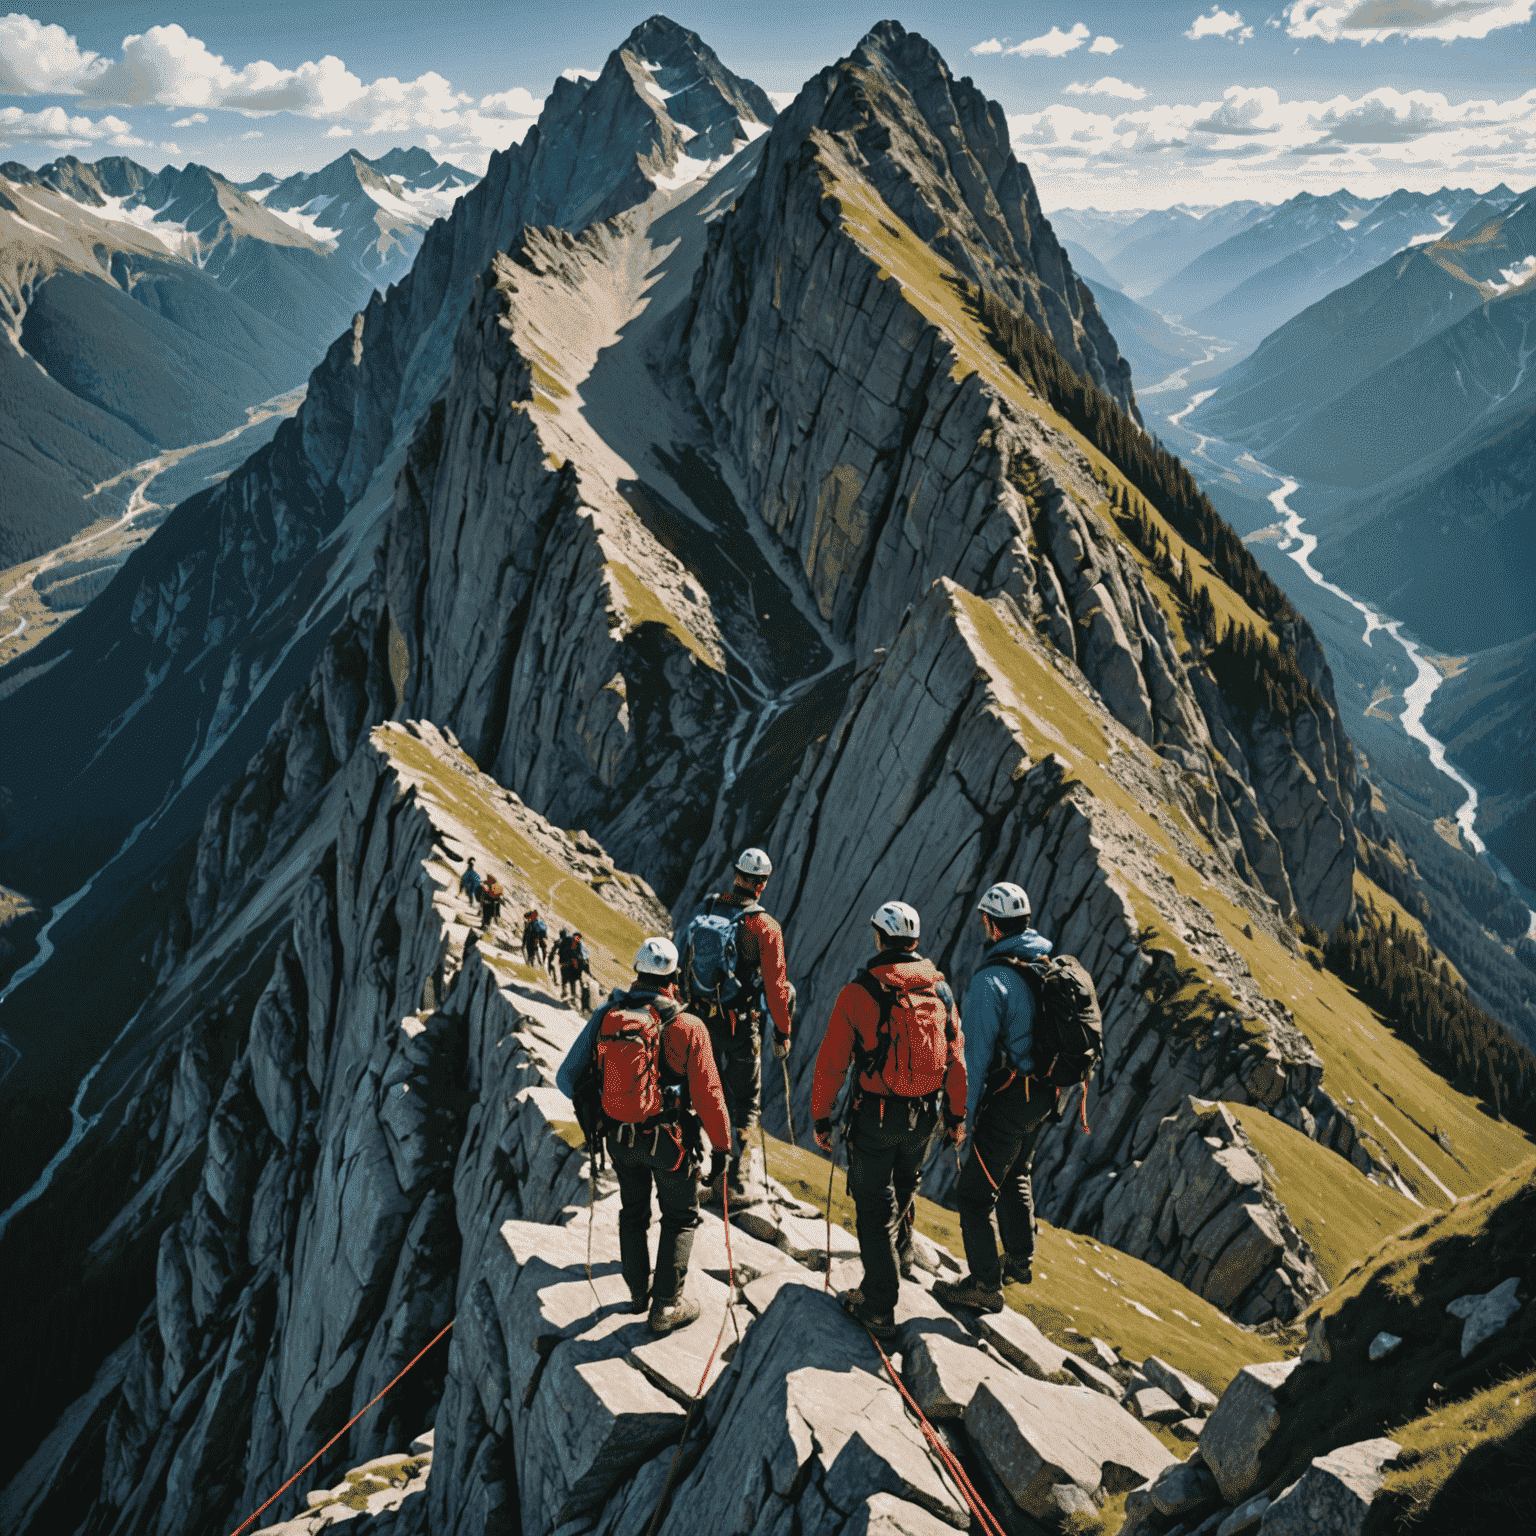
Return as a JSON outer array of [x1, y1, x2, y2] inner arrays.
[[459, 867, 481, 897], [962, 929, 1052, 1127]]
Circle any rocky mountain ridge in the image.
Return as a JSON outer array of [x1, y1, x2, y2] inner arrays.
[[2, 16, 1531, 1534]]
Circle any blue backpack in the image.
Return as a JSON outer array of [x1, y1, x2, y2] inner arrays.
[[680, 899, 762, 1006]]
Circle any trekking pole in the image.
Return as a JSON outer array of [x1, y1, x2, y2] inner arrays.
[[779, 1057, 797, 1147], [586, 1154, 601, 1311], [823, 1129, 837, 1293]]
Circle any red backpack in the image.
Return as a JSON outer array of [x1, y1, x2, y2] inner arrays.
[[596, 997, 679, 1123], [851, 967, 955, 1098]]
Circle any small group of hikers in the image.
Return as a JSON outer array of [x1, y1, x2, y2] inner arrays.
[[557, 847, 1099, 1340], [456, 859, 505, 933]]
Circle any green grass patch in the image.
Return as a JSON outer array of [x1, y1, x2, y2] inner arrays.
[[379, 725, 651, 994], [758, 1130, 1282, 1399], [1225, 1102, 1417, 1286], [1248, 1158, 1536, 1513], [606, 560, 719, 670]]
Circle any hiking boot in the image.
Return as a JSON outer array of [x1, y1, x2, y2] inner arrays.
[[933, 1275, 1006, 1314], [647, 1295, 702, 1336], [1002, 1256, 1033, 1287], [841, 1291, 898, 1340]]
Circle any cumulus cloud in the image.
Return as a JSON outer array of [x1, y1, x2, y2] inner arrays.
[[1007, 23, 1092, 57], [171, 111, 207, 127], [1064, 76, 1147, 99], [970, 38, 1005, 55], [0, 103, 131, 151], [1284, 0, 1534, 42], [0, 14, 547, 147], [1089, 35, 1123, 53], [1007, 79, 1536, 190], [241, 129, 262, 140], [1186, 8, 1256, 40]]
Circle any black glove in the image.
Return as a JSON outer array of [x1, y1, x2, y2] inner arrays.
[[772, 1031, 791, 1061], [942, 1110, 965, 1148], [814, 1117, 833, 1152], [708, 1149, 728, 1183]]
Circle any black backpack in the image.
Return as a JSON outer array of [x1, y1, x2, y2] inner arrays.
[[987, 954, 1103, 1090]]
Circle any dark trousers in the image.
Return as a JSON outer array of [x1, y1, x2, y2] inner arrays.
[[705, 1009, 762, 1158], [608, 1125, 701, 1306], [845, 1095, 938, 1312], [955, 1076, 1054, 1288]]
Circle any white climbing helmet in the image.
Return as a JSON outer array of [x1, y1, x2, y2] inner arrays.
[[871, 900, 921, 942], [736, 847, 773, 878], [977, 882, 1032, 921], [633, 936, 679, 975]]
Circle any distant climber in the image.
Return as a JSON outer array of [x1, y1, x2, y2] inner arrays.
[[550, 927, 569, 982], [812, 900, 966, 1339], [558, 930, 592, 1009], [556, 936, 732, 1335], [677, 847, 796, 1204], [522, 907, 548, 966], [458, 858, 482, 902], [479, 876, 504, 932], [933, 883, 1053, 1315]]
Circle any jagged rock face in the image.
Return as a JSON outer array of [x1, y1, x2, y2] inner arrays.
[[0, 16, 770, 900]]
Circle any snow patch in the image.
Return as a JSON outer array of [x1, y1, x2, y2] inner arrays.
[[1487, 253, 1536, 296], [89, 196, 189, 255], [261, 198, 340, 250], [652, 153, 725, 192], [737, 119, 771, 144]]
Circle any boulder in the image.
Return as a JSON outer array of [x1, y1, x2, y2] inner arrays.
[[964, 1373, 1176, 1519], [1148, 1458, 1220, 1518], [976, 1309, 1077, 1384], [844, 1493, 964, 1536], [1132, 1385, 1187, 1424], [1448, 1276, 1522, 1357], [1172, 1417, 1206, 1442], [1062, 1350, 1127, 1400], [1258, 1437, 1400, 1535], [1367, 1331, 1401, 1362], [1217, 1495, 1271, 1535], [1143, 1355, 1221, 1415], [1200, 1359, 1298, 1503]]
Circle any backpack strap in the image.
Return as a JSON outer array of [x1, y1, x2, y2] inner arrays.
[[849, 968, 903, 1081], [977, 954, 1045, 1077]]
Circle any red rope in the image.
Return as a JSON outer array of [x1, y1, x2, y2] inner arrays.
[[226, 1320, 454, 1536], [863, 1327, 1008, 1536]]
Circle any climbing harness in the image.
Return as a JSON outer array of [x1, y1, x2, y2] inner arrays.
[[641, 1179, 737, 1536], [226, 1320, 454, 1536]]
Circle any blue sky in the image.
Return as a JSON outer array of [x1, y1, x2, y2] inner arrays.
[[3, 3, 1532, 208]]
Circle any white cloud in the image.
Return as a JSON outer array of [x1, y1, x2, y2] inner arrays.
[[477, 86, 543, 119], [1007, 23, 1093, 57], [1089, 36, 1123, 54], [1186, 8, 1256, 40], [0, 14, 549, 148], [241, 130, 262, 140], [561, 67, 601, 83], [970, 38, 1005, 55], [767, 90, 796, 110], [324, 124, 351, 138], [0, 13, 97, 95], [1284, 0, 1534, 42], [0, 103, 129, 151], [1064, 77, 1147, 99]]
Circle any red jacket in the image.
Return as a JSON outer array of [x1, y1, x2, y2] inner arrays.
[[811, 952, 967, 1121], [658, 1001, 732, 1153]]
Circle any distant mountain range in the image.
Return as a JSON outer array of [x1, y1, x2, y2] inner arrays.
[[1052, 185, 1520, 348], [0, 147, 477, 567], [1188, 186, 1536, 887]]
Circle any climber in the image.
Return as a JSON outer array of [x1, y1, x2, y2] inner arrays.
[[458, 858, 482, 902], [811, 901, 966, 1339], [932, 882, 1054, 1315], [556, 936, 732, 1335], [479, 877, 504, 932], [677, 847, 795, 1205], [522, 908, 548, 967], [551, 927, 569, 982], [559, 929, 591, 1007]]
